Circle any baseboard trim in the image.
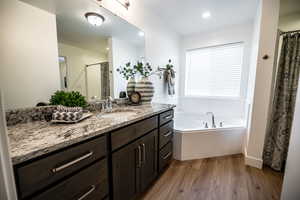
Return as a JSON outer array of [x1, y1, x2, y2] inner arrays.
[[244, 148, 263, 169]]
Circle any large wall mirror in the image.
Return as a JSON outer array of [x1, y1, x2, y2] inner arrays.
[[20, 0, 145, 103]]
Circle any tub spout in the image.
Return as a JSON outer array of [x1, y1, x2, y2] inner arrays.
[[206, 112, 216, 128]]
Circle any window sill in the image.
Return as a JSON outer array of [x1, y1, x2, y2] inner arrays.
[[183, 95, 243, 101]]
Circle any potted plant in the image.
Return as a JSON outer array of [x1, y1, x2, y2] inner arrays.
[[116, 62, 137, 97], [134, 62, 154, 104], [50, 90, 87, 108]]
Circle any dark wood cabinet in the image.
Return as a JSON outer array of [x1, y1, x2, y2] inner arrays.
[[140, 130, 158, 192], [159, 121, 174, 148], [15, 135, 107, 199], [159, 141, 173, 173], [158, 110, 174, 174], [15, 109, 174, 200], [159, 110, 174, 125], [112, 130, 158, 200], [32, 159, 108, 200], [112, 140, 141, 200], [111, 116, 158, 151]]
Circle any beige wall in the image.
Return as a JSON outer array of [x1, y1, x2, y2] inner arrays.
[[0, 0, 60, 110], [99, 0, 181, 104], [279, 12, 300, 31], [110, 37, 141, 98], [0, 0, 180, 109], [58, 43, 107, 98], [245, 0, 280, 168], [179, 22, 254, 121]]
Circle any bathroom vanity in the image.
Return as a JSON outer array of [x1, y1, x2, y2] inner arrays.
[[7, 104, 174, 200], [2, 0, 174, 199]]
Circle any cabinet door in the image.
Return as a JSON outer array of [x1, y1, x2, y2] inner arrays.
[[140, 130, 158, 192], [112, 141, 141, 200]]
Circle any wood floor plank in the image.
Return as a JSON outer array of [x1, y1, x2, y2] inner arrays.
[[141, 154, 283, 200]]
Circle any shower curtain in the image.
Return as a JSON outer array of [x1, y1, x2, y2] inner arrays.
[[263, 33, 300, 171], [100, 62, 110, 99]]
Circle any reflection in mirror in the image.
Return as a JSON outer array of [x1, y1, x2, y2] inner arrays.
[[85, 62, 110, 100], [58, 56, 68, 90], [3, 0, 146, 109], [56, 12, 110, 100], [50, 0, 146, 101]]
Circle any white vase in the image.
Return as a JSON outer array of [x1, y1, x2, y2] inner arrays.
[[135, 77, 154, 104], [126, 77, 136, 97]]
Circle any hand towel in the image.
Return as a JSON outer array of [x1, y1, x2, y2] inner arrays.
[[165, 69, 175, 95]]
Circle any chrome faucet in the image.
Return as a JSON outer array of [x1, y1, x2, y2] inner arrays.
[[102, 96, 114, 112], [107, 96, 113, 108], [206, 112, 216, 128]]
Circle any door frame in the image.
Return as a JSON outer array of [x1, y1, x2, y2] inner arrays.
[[0, 91, 17, 200]]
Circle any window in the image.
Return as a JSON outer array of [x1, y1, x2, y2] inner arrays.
[[185, 42, 244, 98]]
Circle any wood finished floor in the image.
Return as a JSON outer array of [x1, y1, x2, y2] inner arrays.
[[142, 154, 283, 200]]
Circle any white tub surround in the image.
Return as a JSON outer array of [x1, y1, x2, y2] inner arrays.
[[173, 112, 246, 160]]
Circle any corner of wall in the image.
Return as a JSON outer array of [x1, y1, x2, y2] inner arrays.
[[244, 147, 263, 169]]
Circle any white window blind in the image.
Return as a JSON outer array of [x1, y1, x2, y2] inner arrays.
[[185, 42, 244, 98]]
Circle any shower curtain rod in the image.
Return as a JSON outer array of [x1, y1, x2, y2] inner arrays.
[[280, 29, 300, 35]]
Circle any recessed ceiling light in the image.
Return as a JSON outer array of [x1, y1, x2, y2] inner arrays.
[[138, 31, 145, 37], [202, 11, 211, 19], [85, 12, 105, 26], [106, 47, 110, 51]]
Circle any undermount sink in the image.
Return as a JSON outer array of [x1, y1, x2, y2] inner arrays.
[[97, 108, 139, 118]]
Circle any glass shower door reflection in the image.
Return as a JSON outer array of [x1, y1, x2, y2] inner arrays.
[[85, 62, 110, 100]]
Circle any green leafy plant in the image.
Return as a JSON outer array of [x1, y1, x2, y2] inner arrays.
[[50, 91, 87, 108], [134, 61, 153, 78], [116, 62, 137, 80], [166, 59, 174, 70]]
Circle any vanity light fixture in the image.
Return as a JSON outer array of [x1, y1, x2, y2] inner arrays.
[[138, 31, 145, 37], [85, 12, 105, 26], [202, 11, 211, 19]]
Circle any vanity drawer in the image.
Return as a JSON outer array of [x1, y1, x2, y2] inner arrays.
[[32, 159, 108, 200], [159, 110, 174, 125], [159, 120, 174, 148], [159, 142, 173, 173], [111, 116, 158, 151], [16, 135, 107, 199]]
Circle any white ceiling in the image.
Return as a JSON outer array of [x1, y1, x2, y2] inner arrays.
[[143, 0, 259, 36], [56, 14, 108, 54], [280, 0, 300, 16], [21, 0, 145, 54]]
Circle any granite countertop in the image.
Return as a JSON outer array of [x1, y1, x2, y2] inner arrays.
[[7, 103, 175, 165]]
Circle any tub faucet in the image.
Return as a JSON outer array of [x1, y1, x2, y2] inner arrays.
[[206, 112, 216, 128]]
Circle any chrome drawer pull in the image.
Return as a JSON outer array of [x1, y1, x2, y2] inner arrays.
[[165, 115, 173, 120], [141, 143, 146, 164], [77, 185, 96, 200], [137, 145, 142, 168], [52, 151, 93, 173], [163, 131, 173, 137], [162, 152, 172, 160]]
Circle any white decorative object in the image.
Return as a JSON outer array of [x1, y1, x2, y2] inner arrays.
[[126, 77, 136, 97], [51, 112, 93, 124], [135, 77, 154, 104]]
